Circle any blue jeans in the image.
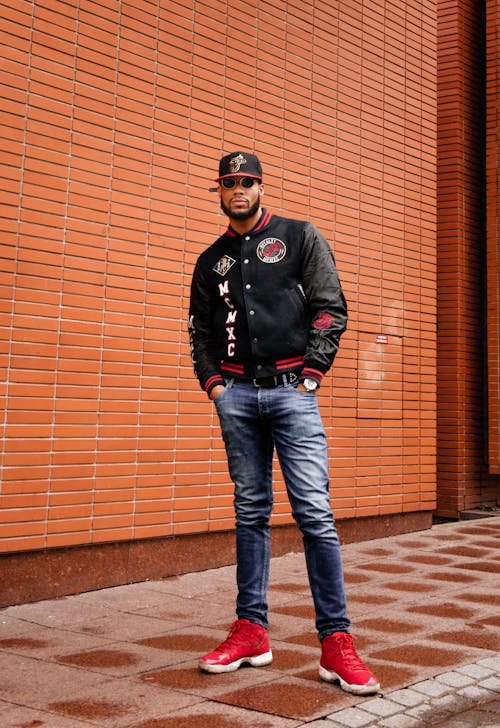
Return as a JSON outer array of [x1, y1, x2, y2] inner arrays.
[[214, 379, 350, 641]]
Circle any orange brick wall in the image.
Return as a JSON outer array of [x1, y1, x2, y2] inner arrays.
[[436, 0, 500, 516], [486, 0, 500, 476], [1, 0, 437, 555]]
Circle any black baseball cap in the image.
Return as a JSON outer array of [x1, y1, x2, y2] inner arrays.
[[216, 151, 263, 182]]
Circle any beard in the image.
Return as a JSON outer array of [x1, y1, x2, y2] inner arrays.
[[220, 194, 261, 221]]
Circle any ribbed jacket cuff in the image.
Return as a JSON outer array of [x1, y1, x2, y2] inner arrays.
[[203, 374, 225, 397], [300, 365, 326, 385]]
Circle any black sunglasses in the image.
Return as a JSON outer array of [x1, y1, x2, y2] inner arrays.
[[220, 177, 259, 189]]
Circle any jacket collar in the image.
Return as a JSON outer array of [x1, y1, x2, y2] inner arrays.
[[226, 208, 272, 238]]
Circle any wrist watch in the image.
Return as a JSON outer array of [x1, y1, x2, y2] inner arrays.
[[303, 377, 318, 392]]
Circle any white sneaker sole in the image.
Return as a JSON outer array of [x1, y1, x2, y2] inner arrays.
[[199, 649, 273, 674], [319, 665, 380, 695]]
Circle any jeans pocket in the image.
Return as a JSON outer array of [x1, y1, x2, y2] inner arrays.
[[291, 384, 316, 397], [213, 385, 230, 407]]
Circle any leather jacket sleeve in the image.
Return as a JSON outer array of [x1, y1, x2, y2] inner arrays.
[[300, 223, 348, 381], [188, 261, 225, 396]]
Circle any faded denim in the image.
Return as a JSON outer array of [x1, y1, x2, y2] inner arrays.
[[214, 379, 350, 640]]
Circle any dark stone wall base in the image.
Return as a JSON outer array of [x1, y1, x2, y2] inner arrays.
[[0, 511, 432, 607]]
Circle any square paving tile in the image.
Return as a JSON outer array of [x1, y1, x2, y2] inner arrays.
[[0, 701, 96, 727], [212, 675, 353, 721], [127, 699, 300, 728], [141, 659, 281, 699], [0, 653, 104, 707], [43, 675, 201, 727]]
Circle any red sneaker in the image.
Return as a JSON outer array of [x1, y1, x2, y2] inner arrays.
[[319, 632, 380, 694], [199, 619, 273, 674]]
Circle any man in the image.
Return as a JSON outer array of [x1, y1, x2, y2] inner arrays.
[[188, 151, 380, 695]]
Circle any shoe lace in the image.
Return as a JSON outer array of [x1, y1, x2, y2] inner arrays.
[[212, 620, 254, 654], [327, 633, 367, 672]]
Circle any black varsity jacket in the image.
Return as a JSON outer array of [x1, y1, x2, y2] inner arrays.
[[188, 208, 348, 396]]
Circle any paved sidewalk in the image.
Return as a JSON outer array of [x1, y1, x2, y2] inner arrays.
[[306, 657, 500, 727], [0, 517, 499, 727]]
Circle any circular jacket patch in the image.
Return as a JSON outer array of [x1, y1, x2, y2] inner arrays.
[[256, 238, 287, 263]]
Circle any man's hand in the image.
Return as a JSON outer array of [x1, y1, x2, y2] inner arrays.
[[296, 382, 307, 392], [209, 384, 225, 400]]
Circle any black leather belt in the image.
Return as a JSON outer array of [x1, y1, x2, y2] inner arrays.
[[240, 372, 298, 388]]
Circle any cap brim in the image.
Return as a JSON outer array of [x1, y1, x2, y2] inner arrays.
[[215, 173, 262, 182]]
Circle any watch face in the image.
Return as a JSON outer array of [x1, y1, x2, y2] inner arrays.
[[304, 378, 318, 391]]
